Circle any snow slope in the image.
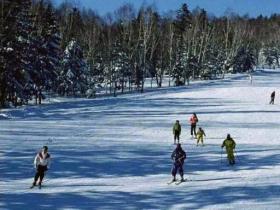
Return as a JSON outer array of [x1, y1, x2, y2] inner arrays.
[[1, 69, 280, 210]]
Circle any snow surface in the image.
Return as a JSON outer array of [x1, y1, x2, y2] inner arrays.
[[1, 69, 280, 210]]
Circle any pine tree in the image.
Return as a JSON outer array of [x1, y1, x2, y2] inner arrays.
[[0, 0, 37, 107], [32, 2, 62, 103], [232, 47, 256, 73], [58, 39, 88, 96], [61, 7, 85, 49], [173, 41, 189, 86], [202, 43, 224, 79], [0, 0, 19, 107], [172, 3, 192, 86], [174, 3, 192, 35], [262, 42, 280, 68], [111, 40, 130, 95]]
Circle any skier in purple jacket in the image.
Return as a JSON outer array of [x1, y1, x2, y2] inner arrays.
[[171, 144, 186, 182]]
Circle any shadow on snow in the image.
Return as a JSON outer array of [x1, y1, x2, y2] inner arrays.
[[1, 144, 280, 209]]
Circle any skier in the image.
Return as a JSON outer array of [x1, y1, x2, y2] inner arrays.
[[196, 127, 206, 146], [171, 143, 186, 182], [270, 91, 275, 104], [173, 120, 181, 144], [31, 146, 51, 188], [248, 73, 253, 84], [221, 134, 236, 165], [189, 113, 198, 137]]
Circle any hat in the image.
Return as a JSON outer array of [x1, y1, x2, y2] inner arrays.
[[42, 146, 48, 151]]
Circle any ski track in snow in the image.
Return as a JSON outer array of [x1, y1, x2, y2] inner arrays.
[[1, 69, 280, 210]]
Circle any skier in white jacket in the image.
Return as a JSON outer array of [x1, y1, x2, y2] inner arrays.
[[31, 146, 51, 188]]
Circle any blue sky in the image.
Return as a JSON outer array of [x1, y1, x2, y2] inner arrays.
[[52, 0, 280, 17]]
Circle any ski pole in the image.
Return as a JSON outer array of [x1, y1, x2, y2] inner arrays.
[[234, 149, 240, 162], [220, 148, 223, 164]]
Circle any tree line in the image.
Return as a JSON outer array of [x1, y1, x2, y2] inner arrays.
[[1, 0, 280, 107]]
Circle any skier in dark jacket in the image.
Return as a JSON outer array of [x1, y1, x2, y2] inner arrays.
[[31, 146, 51, 188], [173, 120, 181, 144], [270, 91, 275, 104], [171, 144, 186, 181]]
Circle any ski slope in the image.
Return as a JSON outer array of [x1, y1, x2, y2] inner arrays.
[[1, 69, 280, 210]]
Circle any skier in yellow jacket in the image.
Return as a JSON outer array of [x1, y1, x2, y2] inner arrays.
[[221, 134, 236, 165], [196, 127, 206, 146]]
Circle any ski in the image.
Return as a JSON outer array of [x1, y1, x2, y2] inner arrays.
[[29, 185, 42, 189], [175, 179, 192, 185], [167, 180, 177, 185], [175, 180, 186, 185]]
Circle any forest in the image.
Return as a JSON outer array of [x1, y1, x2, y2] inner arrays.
[[1, 0, 280, 107]]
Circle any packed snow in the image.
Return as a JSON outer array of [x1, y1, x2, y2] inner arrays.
[[1, 69, 280, 210]]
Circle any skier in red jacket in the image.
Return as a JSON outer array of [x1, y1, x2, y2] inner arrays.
[[189, 113, 198, 137]]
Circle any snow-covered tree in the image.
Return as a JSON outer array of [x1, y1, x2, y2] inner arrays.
[[261, 43, 280, 68], [232, 47, 256, 73], [111, 41, 130, 94], [173, 41, 189, 86], [202, 41, 225, 79], [0, 0, 62, 107], [58, 39, 88, 96], [32, 2, 62, 104], [0, 0, 37, 107]]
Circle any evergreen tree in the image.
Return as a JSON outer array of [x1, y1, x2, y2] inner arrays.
[[174, 3, 192, 35], [232, 47, 256, 73], [262, 42, 280, 68], [0, 0, 19, 107], [111, 40, 130, 94], [33, 2, 62, 103], [0, 0, 37, 107], [58, 39, 88, 96], [202, 43, 224, 79], [172, 3, 192, 86], [61, 7, 85, 49], [173, 41, 189, 86]]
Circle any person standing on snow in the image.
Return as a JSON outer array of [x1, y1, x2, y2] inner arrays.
[[173, 120, 181, 144], [196, 127, 206, 146], [171, 143, 186, 181], [248, 73, 253, 84], [189, 113, 198, 137], [270, 91, 275, 104], [221, 134, 236, 165], [31, 146, 51, 188]]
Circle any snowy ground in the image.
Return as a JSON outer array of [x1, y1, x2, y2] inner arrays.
[[1, 69, 280, 210]]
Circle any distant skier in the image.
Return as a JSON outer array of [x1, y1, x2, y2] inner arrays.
[[171, 143, 186, 182], [196, 127, 206, 146], [270, 91, 275, 104], [173, 120, 181, 144], [248, 73, 252, 84], [31, 146, 51, 188], [189, 113, 198, 137], [221, 134, 236, 165]]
